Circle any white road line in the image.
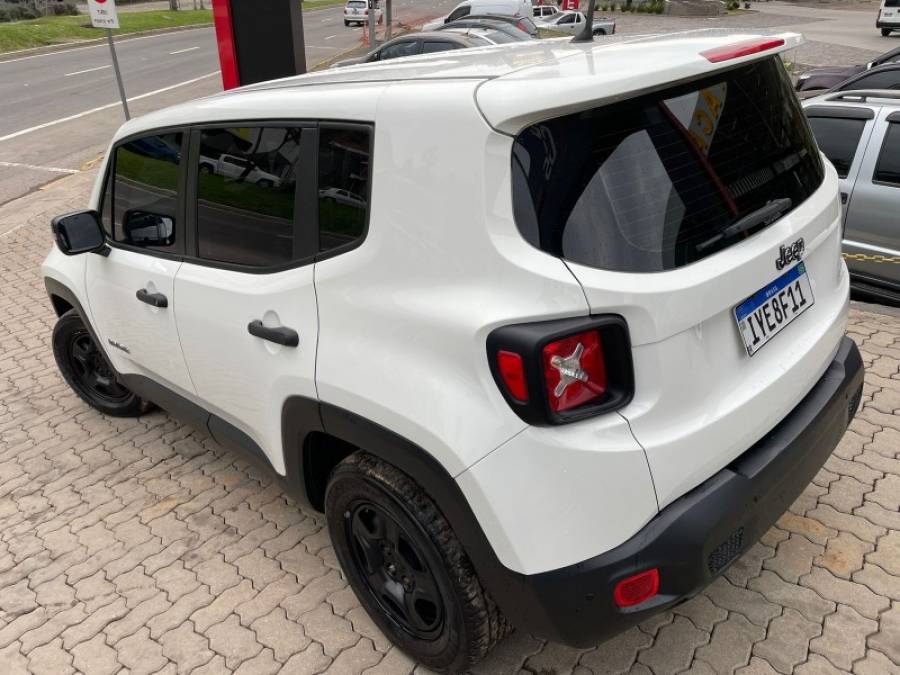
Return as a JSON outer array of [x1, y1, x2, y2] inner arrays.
[[169, 46, 200, 55], [0, 71, 220, 144], [0, 160, 78, 174], [0, 29, 214, 66], [324, 34, 337, 39], [64, 65, 111, 77]]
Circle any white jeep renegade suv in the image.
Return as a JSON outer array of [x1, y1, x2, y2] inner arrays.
[[43, 30, 864, 672]]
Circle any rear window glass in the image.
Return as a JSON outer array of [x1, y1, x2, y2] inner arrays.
[[347, 1, 366, 6], [807, 116, 866, 178], [885, 0, 899, 8], [511, 57, 824, 273]]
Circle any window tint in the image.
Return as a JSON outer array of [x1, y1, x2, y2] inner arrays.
[[318, 127, 370, 252], [806, 116, 866, 178], [843, 69, 900, 91], [558, 13, 574, 23], [196, 127, 305, 267], [422, 41, 459, 53], [113, 132, 183, 251], [511, 57, 823, 273], [885, 0, 899, 7], [379, 40, 420, 60], [874, 123, 900, 185]]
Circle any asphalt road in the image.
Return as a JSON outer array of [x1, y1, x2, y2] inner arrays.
[[0, 0, 458, 206]]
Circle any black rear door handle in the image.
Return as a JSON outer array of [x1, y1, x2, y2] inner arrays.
[[840, 192, 849, 204], [247, 320, 299, 347], [136, 288, 168, 308]]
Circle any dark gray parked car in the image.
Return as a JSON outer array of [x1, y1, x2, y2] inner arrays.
[[331, 30, 507, 68], [804, 90, 900, 304], [796, 46, 900, 95]]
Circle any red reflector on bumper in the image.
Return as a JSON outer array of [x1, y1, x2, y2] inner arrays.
[[701, 38, 785, 63], [613, 569, 660, 608]]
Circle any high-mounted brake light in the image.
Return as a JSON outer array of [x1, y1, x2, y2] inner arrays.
[[613, 569, 660, 608], [701, 38, 784, 63], [542, 330, 607, 413], [496, 351, 528, 403]]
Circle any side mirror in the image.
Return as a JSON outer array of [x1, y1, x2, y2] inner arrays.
[[123, 209, 175, 247], [51, 210, 106, 255]]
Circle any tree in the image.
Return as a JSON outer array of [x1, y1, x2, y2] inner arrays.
[[169, 0, 179, 10]]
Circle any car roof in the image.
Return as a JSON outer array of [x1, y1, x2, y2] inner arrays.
[[121, 30, 803, 139]]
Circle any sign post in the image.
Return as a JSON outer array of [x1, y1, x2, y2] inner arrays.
[[87, 0, 130, 120]]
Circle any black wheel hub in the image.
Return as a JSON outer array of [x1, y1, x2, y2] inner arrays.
[[67, 332, 131, 404], [346, 502, 445, 640]]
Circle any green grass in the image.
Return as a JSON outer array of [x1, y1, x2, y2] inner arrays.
[[0, 9, 213, 53]]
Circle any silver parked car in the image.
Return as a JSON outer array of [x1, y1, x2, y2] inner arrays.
[[535, 10, 615, 36], [804, 90, 900, 304]]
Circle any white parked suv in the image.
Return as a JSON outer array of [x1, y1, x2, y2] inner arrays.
[[43, 30, 864, 672]]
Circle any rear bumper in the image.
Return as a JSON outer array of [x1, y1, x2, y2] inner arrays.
[[877, 20, 900, 27], [489, 336, 863, 646]]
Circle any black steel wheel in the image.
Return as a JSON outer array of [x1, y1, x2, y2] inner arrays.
[[52, 309, 149, 417], [326, 453, 510, 672]]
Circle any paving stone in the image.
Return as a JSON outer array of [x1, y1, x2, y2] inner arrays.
[[363, 646, 416, 675], [26, 637, 74, 675], [234, 549, 285, 591], [801, 567, 890, 620], [193, 554, 242, 595], [0, 578, 37, 619], [868, 602, 900, 665], [281, 641, 333, 675], [190, 579, 256, 633], [853, 563, 900, 601], [301, 604, 360, 658], [152, 561, 200, 602], [752, 608, 821, 674], [795, 654, 847, 675], [807, 504, 886, 544], [776, 512, 836, 546], [523, 641, 586, 675], [323, 638, 383, 675], [815, 531, 873, 579], [72, 570, 117, 613], [578, 627, 652, 675], [20, 602, 86, 654], [853, 649, 900, 675], [60, 596, 128, 650], [765, 535, 824, 583], [206, 614, 263, 670], [637, 611, 674, 637], [855, 502, 900, 531], [820, 475, 870, 512], [328, 586, 362, 617], [867, 529, 900, 576], [636, 616, 707, 674], [694, 613, 765, 674], [71, 633, 120, 675], [809, 604, 877, 671], [706, 578, 781, 627], [115, 626, 169, 675], [159, 622, 215, 675], [0, 641, 29, 674], [104, 591, 171, 644], [251, 608, 309, 663], [234, 647, 282, 675], [282, 570, 346, 620], [673, 594, 728, 632], [725, 543, 775, 588], [147, 584, 214, 639]]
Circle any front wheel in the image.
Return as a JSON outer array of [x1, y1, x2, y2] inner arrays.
[[326, 453, 510, 672], [52, 309, 150, 417], [882, 28, 892, 36]]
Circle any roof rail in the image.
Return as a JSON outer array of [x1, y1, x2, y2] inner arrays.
[[826, 90, 900, 103]]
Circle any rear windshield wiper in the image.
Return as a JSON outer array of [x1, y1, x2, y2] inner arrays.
[[696, 197, 793, 252]]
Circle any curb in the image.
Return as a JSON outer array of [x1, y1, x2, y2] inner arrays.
[[0, 22, 214, 62]]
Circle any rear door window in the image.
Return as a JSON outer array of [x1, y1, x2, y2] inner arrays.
[[841, 68, 900, 91], [511, 57, 824, 272], [195, 126, 306, 267], [806, 116, 867, 178], [422, 41, 460, 53], [874, 122, 900, 186], [379, 40, 420, 60]]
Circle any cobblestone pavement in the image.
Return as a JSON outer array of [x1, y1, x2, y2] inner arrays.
[[1, 172, 899, 675]]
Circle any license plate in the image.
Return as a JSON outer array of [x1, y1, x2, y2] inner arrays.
[[734, 263, 814, 356]]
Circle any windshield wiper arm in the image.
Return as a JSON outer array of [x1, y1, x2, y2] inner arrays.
[[696, 197, 793, 252]]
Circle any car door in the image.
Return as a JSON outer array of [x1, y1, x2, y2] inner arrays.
[[556, 12, 575, 32], [843, 110, 900, 290], [174, 123, 371, 474], [805, 105, 877, 221], [85, 130, 197, 395]]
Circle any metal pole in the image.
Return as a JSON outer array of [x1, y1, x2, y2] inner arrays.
[[107, 29, 130, 120], [385, 0, 392, 40], [368, 0, 376, 50]]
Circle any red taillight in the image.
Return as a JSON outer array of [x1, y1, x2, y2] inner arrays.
[[516, 22, 527, 32], [613, 569, 659, 608], [497, 351, 528, 402], [541, 330, 607, 413], [700, 38, 784, 63]]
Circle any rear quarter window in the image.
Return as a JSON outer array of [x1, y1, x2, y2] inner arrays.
[[511, 57, 824, 273]]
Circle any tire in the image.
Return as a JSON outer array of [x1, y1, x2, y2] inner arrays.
[[593, 28, 606, 36], [882, 28, 892, 36], [199, 163, 214, 175], [52, 309, 150, 417], [344, 19, 350, 25], [326, 453, 510, 673]]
